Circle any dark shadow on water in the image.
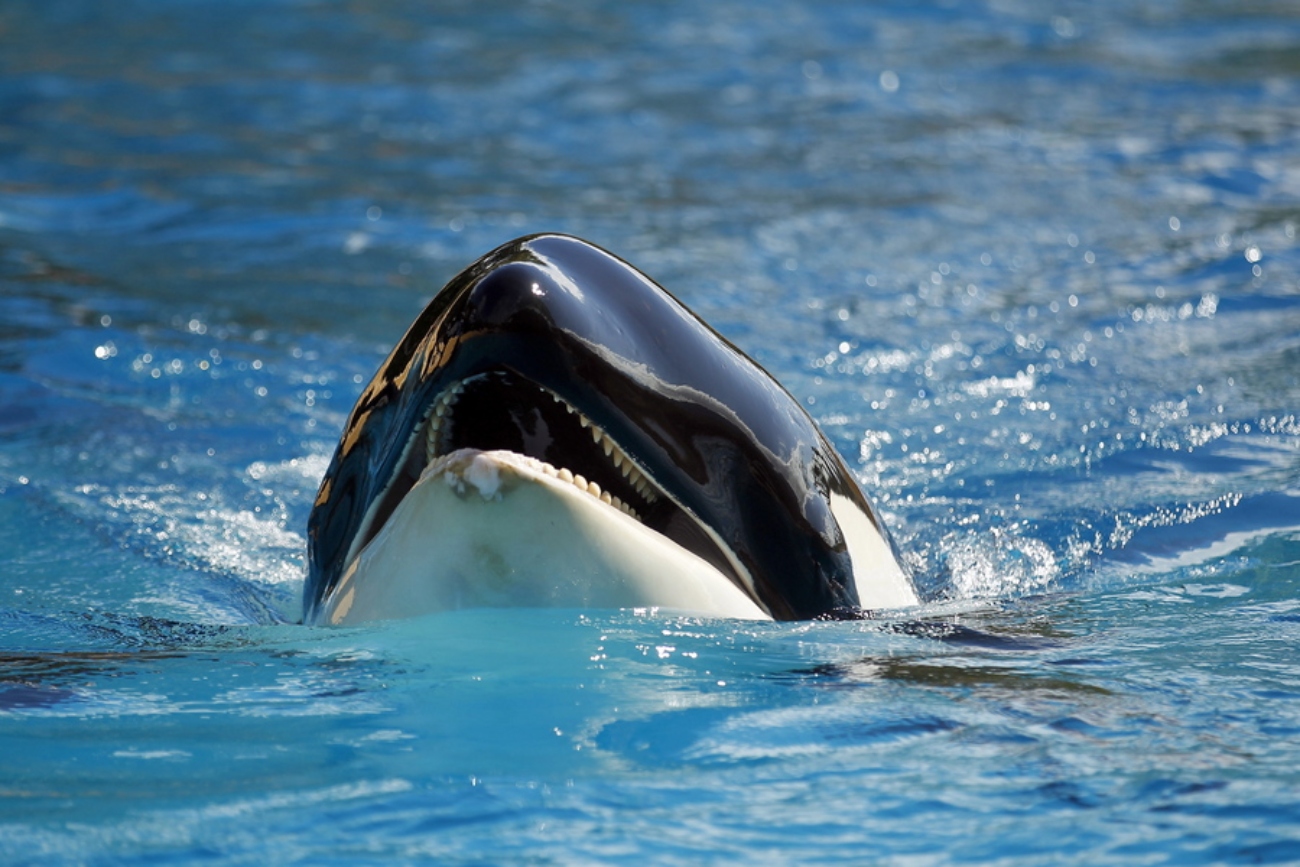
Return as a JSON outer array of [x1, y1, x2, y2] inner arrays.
[[792, 655, 1112, 696], [793, 596, 1113, 696]]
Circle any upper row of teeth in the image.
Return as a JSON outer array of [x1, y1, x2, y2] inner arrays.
[[422, 376, 658, 511], [425, 381, 466, 463], [548, 392, 658, 504]]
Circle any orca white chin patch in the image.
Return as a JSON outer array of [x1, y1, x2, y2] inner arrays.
[[830, 492, 919, 610], [317, 448, 771, 624]]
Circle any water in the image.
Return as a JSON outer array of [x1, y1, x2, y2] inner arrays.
[[2, 0, 1299, 862]]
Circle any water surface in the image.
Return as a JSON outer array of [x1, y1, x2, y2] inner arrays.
[[2, 0, 1299, 863]]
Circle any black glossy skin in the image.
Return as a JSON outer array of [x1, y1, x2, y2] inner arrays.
[[305, 234, 901, 622]]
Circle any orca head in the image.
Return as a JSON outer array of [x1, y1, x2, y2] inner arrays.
[[304, 234, 916, 623]]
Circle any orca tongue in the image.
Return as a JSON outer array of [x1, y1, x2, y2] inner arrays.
[[317, 448, 770, 624]]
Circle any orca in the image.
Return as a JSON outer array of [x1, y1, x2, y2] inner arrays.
[[304, 234, 917, 624]]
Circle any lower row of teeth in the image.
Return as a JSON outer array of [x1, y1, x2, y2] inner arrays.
[[422, 378, 654, 519], [507, 454, 641, 521]]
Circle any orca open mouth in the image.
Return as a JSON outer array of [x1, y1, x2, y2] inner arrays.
[[346, 370, 755, 605], [306, 234, 918, 624], [429, 371, 654, 519]]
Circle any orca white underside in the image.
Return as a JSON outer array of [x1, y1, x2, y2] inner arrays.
[[317, 448, 771, 624], [830, 492, 919, 611]]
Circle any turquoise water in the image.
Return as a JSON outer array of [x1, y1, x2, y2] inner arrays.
[[3, 0, 1300, 862]]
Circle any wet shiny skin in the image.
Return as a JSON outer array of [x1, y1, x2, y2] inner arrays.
[[306, 235, 914, 623]]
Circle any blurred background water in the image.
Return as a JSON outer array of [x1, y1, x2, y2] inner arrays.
[[2, 0, 1299, 863]]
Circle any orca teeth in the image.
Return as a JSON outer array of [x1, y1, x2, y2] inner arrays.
[[424, 382, 465, 463], [423, 376, 658, 518], [500, 453, 641, 521], [588, 426, 656, 504]]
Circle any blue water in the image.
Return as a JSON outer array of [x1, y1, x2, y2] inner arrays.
[[3, 0, 1300, 862]]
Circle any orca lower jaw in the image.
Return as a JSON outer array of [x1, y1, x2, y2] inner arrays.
[[342, 369, 762, 615], [319, 446, 770, 623]]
